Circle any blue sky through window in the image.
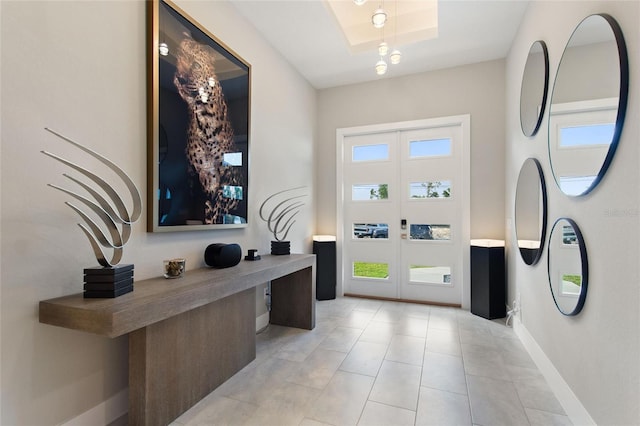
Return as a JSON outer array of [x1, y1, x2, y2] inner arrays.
[[410, 138, 451, 158], [560, 124, 614, 147], [353, 144, 389, 161]]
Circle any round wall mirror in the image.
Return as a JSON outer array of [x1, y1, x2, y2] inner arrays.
[[548, 14, 628, 197], [515, 158, 547, 265], [548, 218, 588, 316], [520, 40, 549, 137]]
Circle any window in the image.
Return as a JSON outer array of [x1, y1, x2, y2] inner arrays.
[[409, 138, 451, 158], [353, 144, 389, 162], [352, 184, 389, 200], [409, 180, 451, 198]]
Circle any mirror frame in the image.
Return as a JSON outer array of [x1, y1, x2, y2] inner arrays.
[[548, 13, 629, 197], [520, 40, 549, 137], [547, 217, 588, 316], [515, 158, 548, 265]]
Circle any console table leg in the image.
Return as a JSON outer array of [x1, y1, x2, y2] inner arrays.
[[270, 266, 316, 330], [128, 288, 256, 425]]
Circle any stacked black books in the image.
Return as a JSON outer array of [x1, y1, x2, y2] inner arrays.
[[84, 264, 134, 298]]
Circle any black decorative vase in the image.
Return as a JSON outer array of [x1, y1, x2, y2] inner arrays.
[[271, 241, 290, 255]]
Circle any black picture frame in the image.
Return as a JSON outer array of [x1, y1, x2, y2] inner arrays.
[[147, 0, 250, 232]]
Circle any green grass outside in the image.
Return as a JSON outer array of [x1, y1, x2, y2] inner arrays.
[[563, 274, 582, 286], [353, 262, 389, 279]]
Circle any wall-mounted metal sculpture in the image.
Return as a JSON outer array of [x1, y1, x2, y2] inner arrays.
[[41, 128, 142, 267]]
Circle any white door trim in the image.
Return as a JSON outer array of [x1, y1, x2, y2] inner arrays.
[[336, 115, 471, 309]]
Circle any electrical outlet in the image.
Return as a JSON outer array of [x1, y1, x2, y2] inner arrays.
[[264, 287, 269, 300]]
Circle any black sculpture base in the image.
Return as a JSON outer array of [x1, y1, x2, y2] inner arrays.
[[271, 241, 290, 255], [83, 264, 134, 298]]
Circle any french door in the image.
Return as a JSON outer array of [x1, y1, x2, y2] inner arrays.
[[337, 116, 470, 306]]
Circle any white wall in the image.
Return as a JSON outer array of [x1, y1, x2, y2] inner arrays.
[[316, 60, 507, 295], [0, 1, 316, 424], [505, 1, 639, 424]]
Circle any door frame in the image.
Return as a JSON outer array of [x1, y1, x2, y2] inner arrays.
[[336, 115, 471, 309]]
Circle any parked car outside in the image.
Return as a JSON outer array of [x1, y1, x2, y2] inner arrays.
[[354, 223, 388, 238]]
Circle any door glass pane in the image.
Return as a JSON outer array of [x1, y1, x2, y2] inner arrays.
[[409, 224, 451, 240], [352, 184, 389, 200], [353, 262, 389, 279], [409, 138, 451, 158], [558, 176, 596, 197], [353, 144, 389, 161], [409, 181, 452, 198], [353, 223, 389, 239], [561, 273, 582, 295], [560, 124, 614, 147], [410, 265, 451, 285]]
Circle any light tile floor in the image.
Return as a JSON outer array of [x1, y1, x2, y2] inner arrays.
[[171, 297, 572, 426]]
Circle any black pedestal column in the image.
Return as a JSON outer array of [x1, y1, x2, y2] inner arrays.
[[313, 235, 336, 300], [470, 239, 506, 319]]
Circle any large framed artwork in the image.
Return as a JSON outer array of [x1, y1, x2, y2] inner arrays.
[[147, 0, 250, 232]]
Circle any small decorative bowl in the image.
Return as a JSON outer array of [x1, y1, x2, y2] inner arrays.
[[163, 258, 186, 279]]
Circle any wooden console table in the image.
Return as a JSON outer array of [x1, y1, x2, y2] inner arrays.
[[39, 254, 316, 425]]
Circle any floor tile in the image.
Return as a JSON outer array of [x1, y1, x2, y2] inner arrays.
[[525, 407, 573, 426], [171, 395, 257, 425], [373, 307, 406, 323], [394, 316, 429, 338], [462, 343, 511, 381], [287, 348, 347, 389], [515, 376, 566, 415], [415, 386, 472, 426], [339, 340, 388, 376], [243, 381, 321, 426], [426, 328, 461, 356], [275, 330, 327, 362], [428, 312, 458, 331], [309, 370, 375, 426], [467, 375, 529, 426], [369, 360, 422, 410], [359, 320, 395, 345], [319, 326, 362, 352], [385, 334, 426, 366], [358, 401, 416, 426], [343, 309, 377, 328], [422, 351, 467, 395]]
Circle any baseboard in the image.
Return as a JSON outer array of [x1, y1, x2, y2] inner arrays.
[[514, 318, 595, 426], [256, 312, 269, 332], [62, 388, 128, 426]]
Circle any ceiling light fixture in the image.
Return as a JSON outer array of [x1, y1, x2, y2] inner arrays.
[[390, 1, 401, 65], [375, 58, 387, 75], [353, 0, 367, 5], [371, 7, 387, 29], [390, 49, 402, 64], [159, 42, 169, 56], [378, 41, 389, 57]]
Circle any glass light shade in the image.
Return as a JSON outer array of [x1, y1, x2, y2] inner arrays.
[[353, 0, 367, 5], [372, 8, 387, 28], [378, 42, 389, 56], [375, 59, 387, 75], [390, 49, 402, 64], [159, 42, 169, 56]]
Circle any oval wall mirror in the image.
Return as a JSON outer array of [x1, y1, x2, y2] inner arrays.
[[548, 14, 628, 197], [547, 218, 588, 316], [515, 158, 547, 265], [520, 40, 549, 137]]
